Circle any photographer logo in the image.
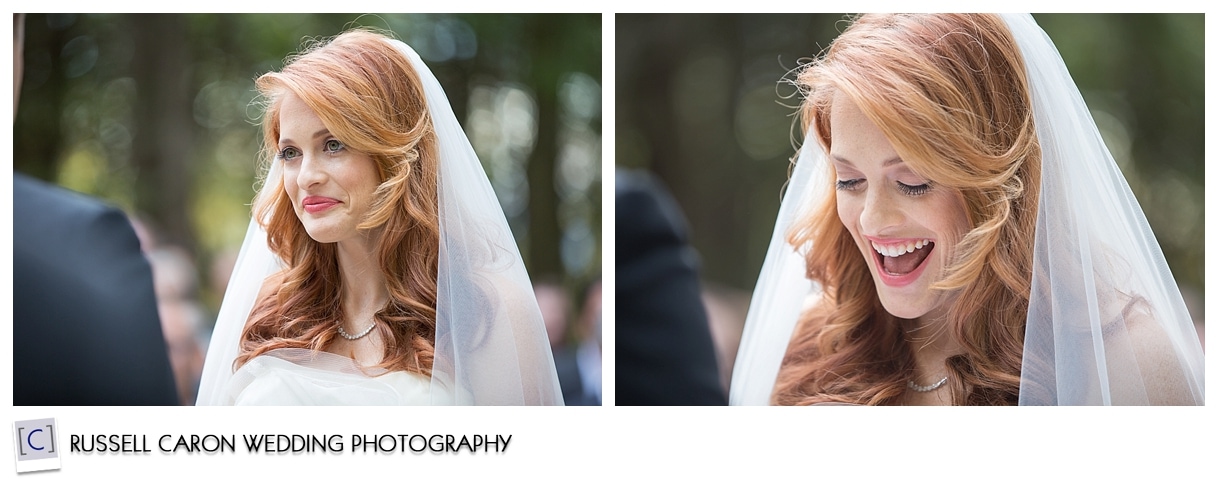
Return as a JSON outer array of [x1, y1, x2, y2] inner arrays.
[[12, 418, 60, 473]]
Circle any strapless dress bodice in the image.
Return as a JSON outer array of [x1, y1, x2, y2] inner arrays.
[[225, 348, 451, 405]]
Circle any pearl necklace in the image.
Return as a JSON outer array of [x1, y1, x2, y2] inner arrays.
[[336, 320, 376, 340], [908, 376, 949, 393]]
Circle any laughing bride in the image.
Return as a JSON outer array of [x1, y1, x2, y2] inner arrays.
[[731, 14, 1204, 406]]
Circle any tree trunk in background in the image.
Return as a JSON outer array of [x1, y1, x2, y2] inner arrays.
[[525, 18, 562, 278], [130, 14, 197, 254], [635, 15, 752, 289], [527, 91, 561, 278], [13, 16, 68, 181]]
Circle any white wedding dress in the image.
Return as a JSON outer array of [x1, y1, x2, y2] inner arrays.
[[225, 349, 453, 406]]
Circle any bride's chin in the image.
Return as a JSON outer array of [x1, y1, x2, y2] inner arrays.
[[301, 226, 339, 244], [878, 299, 927, 320], [873, 283, 958, 321], [298, 218, 345, 243], [869, 276, 933, 320]]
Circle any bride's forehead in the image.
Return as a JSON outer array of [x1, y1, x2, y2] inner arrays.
[[276, 93, 328, 133], [278, 92, 316, 118], [828, 96, 898, 164]]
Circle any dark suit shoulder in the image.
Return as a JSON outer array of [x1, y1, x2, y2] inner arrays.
[[15, 173, 147, 280], [615, 169, 693, 263], [15, 173, 143, 253], [15, 173, 117, 220]]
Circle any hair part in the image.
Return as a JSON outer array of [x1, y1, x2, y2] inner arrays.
[[235, 29, 441, 376], [774, 14, 1041, 405]]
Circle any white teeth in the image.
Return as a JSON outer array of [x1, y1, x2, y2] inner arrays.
[[871, 239, 931, 257]]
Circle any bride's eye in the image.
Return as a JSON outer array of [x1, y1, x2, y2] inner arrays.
[[836, 178, 864, 192], [896, 181, 932, 196], [276, 146, 301, 162], [324, 139, 345, 153]]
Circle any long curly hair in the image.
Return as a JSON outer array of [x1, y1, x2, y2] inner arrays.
[[234, 29, 440, 376], [773, 14, 1042, 405]]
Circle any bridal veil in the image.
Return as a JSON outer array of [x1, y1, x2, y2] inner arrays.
[[196, 38, 563, 405], [730, 13, 1204, 405]]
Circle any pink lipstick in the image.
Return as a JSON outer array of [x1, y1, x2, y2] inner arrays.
[[302, 196, 340, 214]]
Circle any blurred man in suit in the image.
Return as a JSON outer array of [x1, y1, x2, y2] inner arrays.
[[616, 169, 726, 405]]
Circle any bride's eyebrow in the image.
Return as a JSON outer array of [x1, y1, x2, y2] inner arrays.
[[278, 129, 331, 146], [829, 155, 904, 167]]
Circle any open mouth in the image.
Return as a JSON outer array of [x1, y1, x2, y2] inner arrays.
[[871, 239, 934, 277]]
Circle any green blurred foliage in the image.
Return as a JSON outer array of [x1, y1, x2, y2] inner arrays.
[[616, 14, 1203, 309], [16, 13, 602, 320]]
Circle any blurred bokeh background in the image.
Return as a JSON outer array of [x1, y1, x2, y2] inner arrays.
[[15, 13, 602, 404], [616, 13, 1204, 392]]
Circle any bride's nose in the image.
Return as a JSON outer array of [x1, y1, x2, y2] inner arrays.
[[297, 154, 327, 189], [859, 187, 904, 234]]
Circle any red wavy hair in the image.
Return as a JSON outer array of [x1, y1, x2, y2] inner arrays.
[[234, 29, 440, 375], [773, 14, 1041, 405]]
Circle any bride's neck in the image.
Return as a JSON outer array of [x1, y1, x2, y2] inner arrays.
[[903, 309, 964, 381], [335, 233, 389, 314]]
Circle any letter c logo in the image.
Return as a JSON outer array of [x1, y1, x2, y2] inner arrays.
[[27, 428, 44, 451]]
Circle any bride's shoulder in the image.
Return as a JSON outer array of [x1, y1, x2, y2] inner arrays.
[[1104, 297, 1200, 405], [781, 291, 832, 366], [792, 291, 831, 337], [256, 270, 287, 303], [246, 271, 288, 319]]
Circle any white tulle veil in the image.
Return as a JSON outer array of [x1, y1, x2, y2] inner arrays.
[[730, 13, 1204, 406], [196, 38, 563, 405]]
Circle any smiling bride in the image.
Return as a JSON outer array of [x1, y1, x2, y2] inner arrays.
[[195, 29, 562, 406]]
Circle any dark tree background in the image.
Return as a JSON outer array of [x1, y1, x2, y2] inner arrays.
[[15, 13, 602, 323]]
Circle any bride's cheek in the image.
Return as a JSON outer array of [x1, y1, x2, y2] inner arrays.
[[836, 195, 860, 234]]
